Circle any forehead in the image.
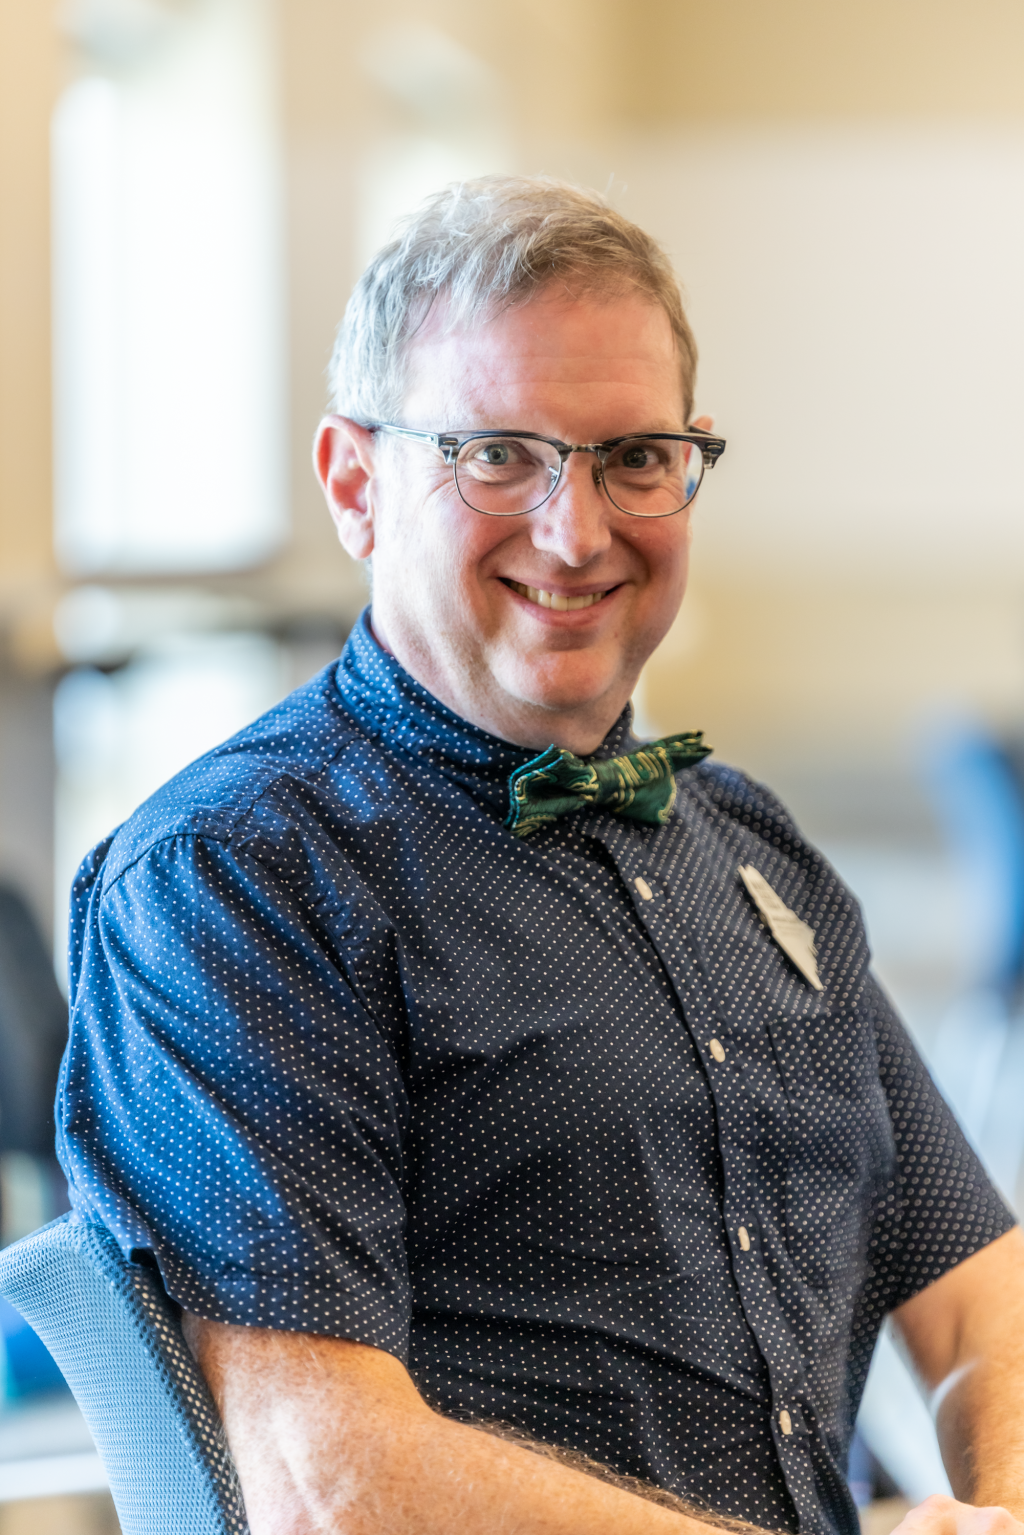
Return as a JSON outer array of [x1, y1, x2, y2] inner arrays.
[[400, 285, 685, 434]]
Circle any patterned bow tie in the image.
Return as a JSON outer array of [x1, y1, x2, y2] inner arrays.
[[505, 732, 711, 839]]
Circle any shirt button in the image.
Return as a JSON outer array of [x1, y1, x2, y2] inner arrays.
[[709, 1038, 726, 1062], [778, 1409, 793, 1436], [633, 876, 653, 901], [738, 1226, 751, 1251]]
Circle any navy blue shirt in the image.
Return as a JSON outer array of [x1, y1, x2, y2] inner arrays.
[[58, 611, 1014, 1534]]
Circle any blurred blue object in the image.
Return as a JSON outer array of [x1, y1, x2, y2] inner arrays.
[[0, 1294, 66, 1400], [846, 1427, 874, 1508], [919, 719, 1024, 1200], [921, 720, 1024, 996], [853, 717, 1024, 1507]]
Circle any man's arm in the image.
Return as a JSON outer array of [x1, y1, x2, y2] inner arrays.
[[891, 1225, 1024, 1534], [184, 1314, 755, 1535]]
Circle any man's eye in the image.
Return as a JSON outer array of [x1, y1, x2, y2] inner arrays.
[[608, 440, 673, 475], [470, 441, 516, 466]]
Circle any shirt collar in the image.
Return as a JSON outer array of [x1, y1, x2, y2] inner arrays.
[[334, 608, 636, 814]]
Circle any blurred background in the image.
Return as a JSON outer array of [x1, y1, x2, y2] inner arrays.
[[3, 0, 1024, 1529]]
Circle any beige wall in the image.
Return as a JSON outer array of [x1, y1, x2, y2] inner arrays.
[[0, 0, 59, 668], [613, 0, 1024, 122], [281, 0, 1024, 134]]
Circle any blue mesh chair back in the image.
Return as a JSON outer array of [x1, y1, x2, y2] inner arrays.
[[0, 1213, 248, 1534]]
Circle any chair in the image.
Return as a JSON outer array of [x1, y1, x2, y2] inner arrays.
[[0, 1213, 248, 1534]]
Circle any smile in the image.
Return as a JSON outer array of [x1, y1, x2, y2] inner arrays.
[[506, 581, 609, 611]]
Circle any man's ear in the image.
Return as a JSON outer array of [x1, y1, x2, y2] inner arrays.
[[313, 416, 378, 560]]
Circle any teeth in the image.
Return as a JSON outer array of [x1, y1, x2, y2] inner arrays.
[[509, 581, 606, 611]]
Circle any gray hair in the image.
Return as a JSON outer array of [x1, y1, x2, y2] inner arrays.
[[328, 175, 699, 425]]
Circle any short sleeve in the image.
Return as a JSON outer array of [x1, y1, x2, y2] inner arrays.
[[58, 831, 413, 1357], [861, 974, 1016, 1314]]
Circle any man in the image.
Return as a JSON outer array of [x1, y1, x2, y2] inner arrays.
[[59, 177, 1024, 1535]]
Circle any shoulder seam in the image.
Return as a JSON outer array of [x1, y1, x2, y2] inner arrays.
[[99, 710, 368, 896]]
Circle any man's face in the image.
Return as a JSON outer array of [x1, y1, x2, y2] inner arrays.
[[319, 285, 699, 754]]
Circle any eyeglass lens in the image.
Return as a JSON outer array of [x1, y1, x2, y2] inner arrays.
[[453, 436, 704, 517]]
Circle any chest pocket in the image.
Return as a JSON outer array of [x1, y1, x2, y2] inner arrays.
[[767, 1007, 895, 1292]]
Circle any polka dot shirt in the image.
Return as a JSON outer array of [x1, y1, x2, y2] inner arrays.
[[57, 610, 1015, 1535]]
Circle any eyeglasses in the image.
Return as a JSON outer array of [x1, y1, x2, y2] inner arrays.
[[363, 423, 726, 518]]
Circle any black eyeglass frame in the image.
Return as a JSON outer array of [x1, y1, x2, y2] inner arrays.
[[361, 421, 727, 519]]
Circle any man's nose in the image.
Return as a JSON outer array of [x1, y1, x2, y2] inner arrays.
[[527, 450, 613, 566]]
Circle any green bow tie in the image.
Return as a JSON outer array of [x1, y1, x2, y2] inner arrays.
[[505, 732, 711, 838]]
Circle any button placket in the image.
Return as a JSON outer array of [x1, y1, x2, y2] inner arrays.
[[666, 993, 812, 1472], [592, 816, 815, 1516]]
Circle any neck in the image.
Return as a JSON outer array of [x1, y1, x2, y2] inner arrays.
[[369, 611, 631, 756]]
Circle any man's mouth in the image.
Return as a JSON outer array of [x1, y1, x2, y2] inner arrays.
[[505, 581, 610, 612]]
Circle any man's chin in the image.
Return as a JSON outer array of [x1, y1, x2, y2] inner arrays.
[[493, 659, 630, 731]]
